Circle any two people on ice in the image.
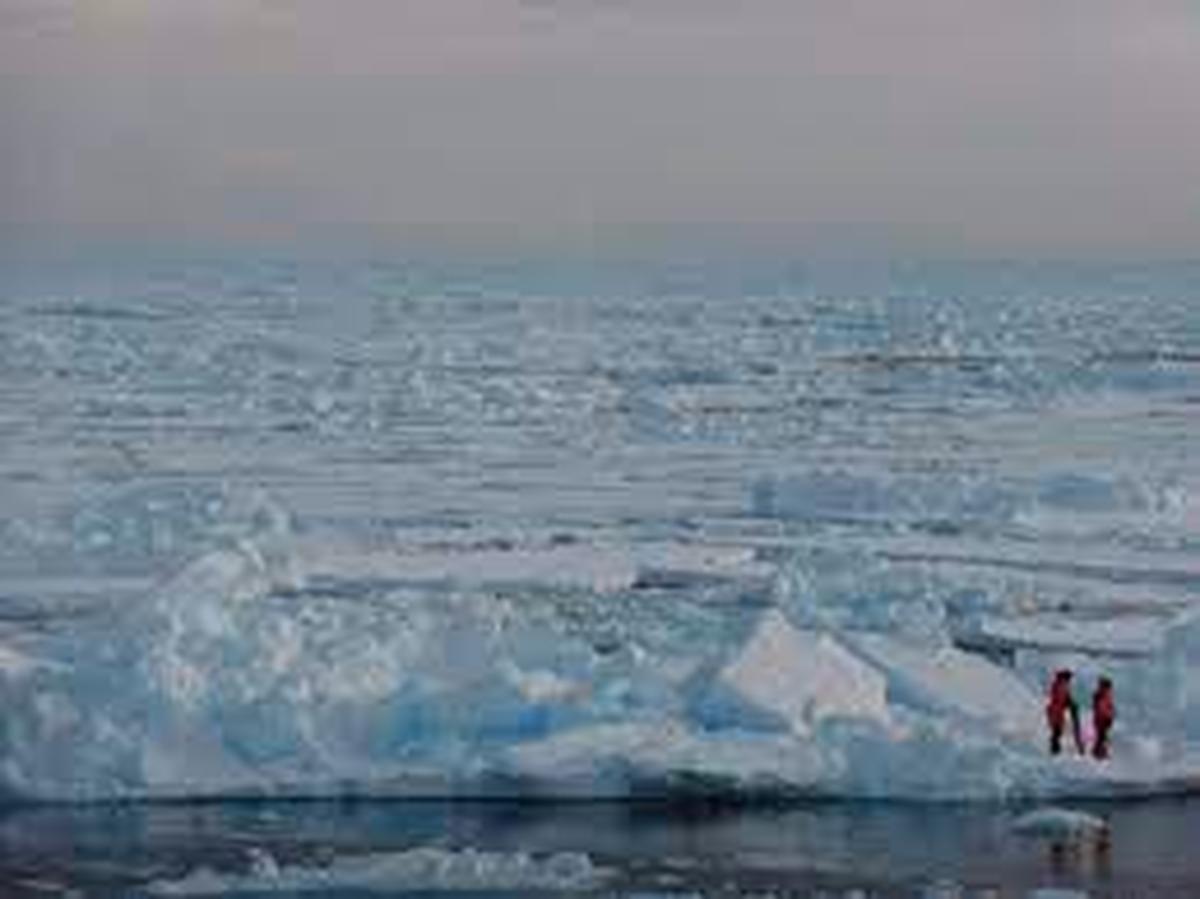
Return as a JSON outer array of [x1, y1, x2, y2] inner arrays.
[[1045, 669, 1115, 759]]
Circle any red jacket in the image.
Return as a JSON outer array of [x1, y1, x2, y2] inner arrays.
[[1046, 678, 1076, 728], [1093, 689, 1115, 728]]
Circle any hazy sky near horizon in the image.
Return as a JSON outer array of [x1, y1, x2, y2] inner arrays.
[[2, 0, 1199, 254]]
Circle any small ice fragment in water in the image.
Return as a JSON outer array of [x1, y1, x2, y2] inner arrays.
[[922, 879, 964, 899], [247, 847, 280, 878], [1012, 807, 1106, 838]]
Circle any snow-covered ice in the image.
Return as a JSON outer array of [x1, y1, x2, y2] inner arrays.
[[4, 532, 1199, 801], [2, 259, 1200, 803], [710, 610, 890, 735], [845, 632, 1040, 737], [0, 495, 1199, 802]]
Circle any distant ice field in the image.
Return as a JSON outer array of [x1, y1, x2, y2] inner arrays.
[[1, 257, 1199, 802]]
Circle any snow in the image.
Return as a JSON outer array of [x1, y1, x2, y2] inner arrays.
[[846, 633, 1040, 738], [1159, 610, 1200, 743], [0, 645, 62, 678], [712, 610, 890, 735], [148, 846, 605, 894], [961, 613, 1165, 659], [248, 536, 774, 601], [4, 261, 1200, 805], [301, 541, 640, 594], [502, 720, 833, 796], [2, 537, 1200, 802], [751, 469, 1169, 532]]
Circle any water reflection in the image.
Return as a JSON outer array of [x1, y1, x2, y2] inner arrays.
[[1044, 828, 1111, 883], [0, 797, 1198, 895]]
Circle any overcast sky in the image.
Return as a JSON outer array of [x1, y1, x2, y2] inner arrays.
[[2, 0, 1198, 255]]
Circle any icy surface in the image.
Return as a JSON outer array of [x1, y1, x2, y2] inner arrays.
[[845, 633, 1039, 737], [2, 258, 1200, 801], [711, 610, 890, 734], [1011, 807, 1108, 838]]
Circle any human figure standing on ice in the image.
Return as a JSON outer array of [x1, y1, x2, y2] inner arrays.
[[1091, 676, 1115, 760], [1045, 669, 1084, 755]]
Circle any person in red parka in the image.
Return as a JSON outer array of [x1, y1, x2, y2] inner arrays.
[[1046, 669, 1084, 755], [1091, 676, 1115, 760]]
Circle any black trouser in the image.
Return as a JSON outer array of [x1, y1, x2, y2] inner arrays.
[[1050, 726, 1065, 755], [1092, 723, 1111, 759], [1049, 713, 1081, 755]]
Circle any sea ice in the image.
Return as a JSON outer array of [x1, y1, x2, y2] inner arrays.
[[711, 609, 890, 735], [2, 531, 1200, 802], [1011, 807, 1107, 838], [846, 632, 1040, 738]]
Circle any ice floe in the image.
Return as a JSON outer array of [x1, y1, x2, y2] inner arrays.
[[1, 533, 1199, 802], [1011, 807, 1107, 838]]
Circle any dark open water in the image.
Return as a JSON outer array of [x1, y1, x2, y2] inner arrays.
[[1, 796, 1198, 897]]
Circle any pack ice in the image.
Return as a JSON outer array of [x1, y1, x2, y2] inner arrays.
[[2, 531, 1200, 802]]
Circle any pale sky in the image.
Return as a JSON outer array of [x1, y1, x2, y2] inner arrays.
[[2, 0, 1199, 254]]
